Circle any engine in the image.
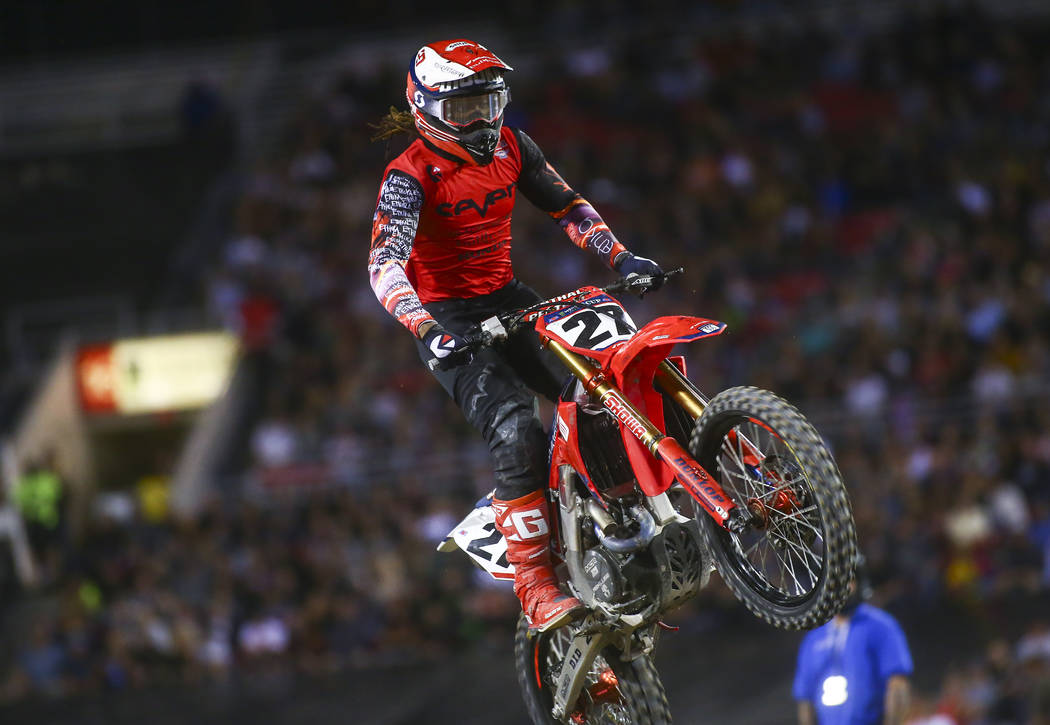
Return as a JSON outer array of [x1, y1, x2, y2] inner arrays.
[[582, 547, 627, 604], [579, 502, 709, 614]]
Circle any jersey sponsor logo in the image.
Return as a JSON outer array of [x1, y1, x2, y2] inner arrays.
[[588, 229, 616, 255], [436, 182, 516, 218], [456, 238, 508, 262], [426, 165, 443, 182]]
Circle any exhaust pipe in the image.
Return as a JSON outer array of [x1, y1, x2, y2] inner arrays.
[[594, 505, 657, 553]]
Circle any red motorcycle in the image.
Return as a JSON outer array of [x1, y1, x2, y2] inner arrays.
[[438, 270, 857, 724]]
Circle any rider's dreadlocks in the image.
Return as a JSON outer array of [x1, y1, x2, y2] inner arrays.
[[370, 107, 416, 142]]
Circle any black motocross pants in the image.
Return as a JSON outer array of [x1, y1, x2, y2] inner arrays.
[[415, 279, 566, 501]]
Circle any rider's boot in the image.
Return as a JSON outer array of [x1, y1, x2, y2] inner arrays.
[[493, 489, 582, 632]]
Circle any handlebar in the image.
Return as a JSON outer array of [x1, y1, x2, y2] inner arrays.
[[603, 267, 684, 295], [425, 267, 684, 372]]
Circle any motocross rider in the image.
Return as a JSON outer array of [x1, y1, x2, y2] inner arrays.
[[368, 39, 664, 632]]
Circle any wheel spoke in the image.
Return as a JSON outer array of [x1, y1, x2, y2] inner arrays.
[[770, 505, 822, 532], [720, 432, 744, 473], [755, 525, 793, 592], [740, 534, 766, 559], [781, 535, 810, 592], [751, 531, 797, 592], [721, 437, 749, 495], [774, 526, 823, 581], [756, 536, 771, 575], [736, 427, 757, 497], [685, 388, 858, 626], [773, 532, 822, 574], [746, 421, 764, 458], [766, 515, 823, 582], [752, 485, 797, 503], [718, 456, 752, 503], [723, 438, 827, 599], [722, 466, 756, 489]]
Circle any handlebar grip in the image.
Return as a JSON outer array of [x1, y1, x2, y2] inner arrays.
[[605, 266, 684, 295], [426, 336, 486, 372]]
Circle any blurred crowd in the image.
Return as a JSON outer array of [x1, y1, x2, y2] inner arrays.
[[5, 2, 1050, 718], [907, 620, 1050, 724], [1, 483, 516, 701]]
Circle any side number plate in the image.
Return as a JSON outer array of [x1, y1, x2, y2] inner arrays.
[[450, 505, 514, 580]]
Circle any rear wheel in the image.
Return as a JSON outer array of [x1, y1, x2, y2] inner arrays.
[[513, 614, 672, 724], [687, 386, 856, 630]]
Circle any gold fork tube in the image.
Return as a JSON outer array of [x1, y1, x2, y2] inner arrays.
[[544, 339, 740, 525], [543, 338, 603, 388], [654, 360, 707, 419], [544, 339, 664, 452]]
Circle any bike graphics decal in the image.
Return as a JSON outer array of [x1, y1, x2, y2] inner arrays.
[[556, 412, 570, 440], [678, 320, 727, 341], [544, 300, 637, 351], [601, 390, 650, 442]]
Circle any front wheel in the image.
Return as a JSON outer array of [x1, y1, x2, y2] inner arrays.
[[513, 614, 672, 725], [688, 386, 857, 630]]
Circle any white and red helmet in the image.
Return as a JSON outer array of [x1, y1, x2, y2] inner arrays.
[[406, 39, 512, 165]]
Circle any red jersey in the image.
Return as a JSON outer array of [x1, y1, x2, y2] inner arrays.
[[368, 126, 627, 335]]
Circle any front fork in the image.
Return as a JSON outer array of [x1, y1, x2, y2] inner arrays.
[[545, 340, 751, 533], [655, 361, 765, 469]]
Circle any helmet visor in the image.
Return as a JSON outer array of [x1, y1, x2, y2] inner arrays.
[[440, 89, 510, 127]]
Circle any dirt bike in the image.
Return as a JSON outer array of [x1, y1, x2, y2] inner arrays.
[[436, 269, 857, 724]]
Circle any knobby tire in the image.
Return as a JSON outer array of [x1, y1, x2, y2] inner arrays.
[[688, 386, 857, 630], [514, 614, 673, 725]]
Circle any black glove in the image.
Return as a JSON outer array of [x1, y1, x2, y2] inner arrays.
[[421, 323, 470, 371], [615, 252, 665, 291]]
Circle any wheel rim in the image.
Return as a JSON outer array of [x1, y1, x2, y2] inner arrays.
[[537, 629, 631, 724], [707, 415, 827, 606]]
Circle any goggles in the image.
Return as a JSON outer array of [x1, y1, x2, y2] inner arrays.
[[438, 88, 510, 128]]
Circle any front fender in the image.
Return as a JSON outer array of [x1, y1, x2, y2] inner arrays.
[[610, 316, 725, 383], [610, 316, 726, 496]]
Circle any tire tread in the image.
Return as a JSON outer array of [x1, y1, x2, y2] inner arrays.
[[688, 386, 857, 630]]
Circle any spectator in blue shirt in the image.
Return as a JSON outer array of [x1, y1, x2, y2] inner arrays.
[[794, 557, 913, 725]]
